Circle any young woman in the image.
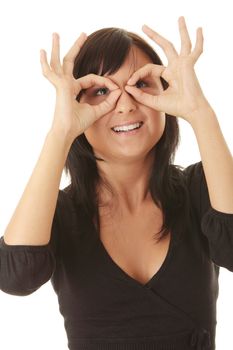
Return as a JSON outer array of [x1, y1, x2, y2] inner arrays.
[[0, 16, 232, 350]]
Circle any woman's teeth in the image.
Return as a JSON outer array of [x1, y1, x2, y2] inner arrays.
[[112, 122, 143, 133]]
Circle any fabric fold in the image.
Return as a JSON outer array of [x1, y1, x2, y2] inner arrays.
[[0, 236, 55, 295], [190, 328, 211, 349], [201, 206, 233, 271]]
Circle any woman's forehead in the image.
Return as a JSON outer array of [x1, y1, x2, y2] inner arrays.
[[104, 47, 152, 79], [126, 46, 152, 66]]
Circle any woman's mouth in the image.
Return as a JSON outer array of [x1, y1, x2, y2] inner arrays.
[[111, 121, 144, 136]]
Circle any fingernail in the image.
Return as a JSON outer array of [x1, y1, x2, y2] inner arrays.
[[142, 24, 150, 30]]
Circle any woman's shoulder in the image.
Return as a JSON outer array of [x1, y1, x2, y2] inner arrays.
[[56, 184, 88, 230], [180, 161, 203, 179], [171, 161, 204, 190], [53, 184, 79, 232], [173, 160, 203, 175], [57, 184, 76, 210]]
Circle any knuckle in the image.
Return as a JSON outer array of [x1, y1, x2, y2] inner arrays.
[[89, 73, 96, 79], [147, 63, 154, 69], [50, 59, 57, 67], [83, 73, 93, 82], [89, 73, 98, 84], [63, 55, 71, 63]]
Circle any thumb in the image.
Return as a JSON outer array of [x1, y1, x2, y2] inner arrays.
[[127, 64, 165, 85], [93, 89, 121, 118]]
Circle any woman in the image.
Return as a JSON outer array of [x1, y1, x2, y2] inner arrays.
[[0, 16, 233, 350]]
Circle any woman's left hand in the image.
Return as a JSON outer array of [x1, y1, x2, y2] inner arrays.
[[125, 16, 212, 124]]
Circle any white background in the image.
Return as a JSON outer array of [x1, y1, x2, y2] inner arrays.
[[0, 0, 233, 349]]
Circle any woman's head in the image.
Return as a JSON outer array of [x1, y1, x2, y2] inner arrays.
[[70, 27, 179, 164]]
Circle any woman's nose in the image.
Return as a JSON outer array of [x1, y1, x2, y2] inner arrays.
[[115, 89, 137, 114]]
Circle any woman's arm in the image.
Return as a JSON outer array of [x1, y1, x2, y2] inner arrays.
[[189, 106, 233, 213], [3, 30, 120, 246], [3, 130, 72, 245], [125, 17, 233, 214]]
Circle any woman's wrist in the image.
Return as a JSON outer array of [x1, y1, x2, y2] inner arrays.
[[46, 127, 75, 153]]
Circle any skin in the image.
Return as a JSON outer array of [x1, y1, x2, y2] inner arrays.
[[79, 46, 166, 215]]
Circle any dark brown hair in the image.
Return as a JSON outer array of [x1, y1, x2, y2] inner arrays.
[[63, 27, 190, 243]]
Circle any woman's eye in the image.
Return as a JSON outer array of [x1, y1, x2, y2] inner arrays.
[[136, 80, 148, 88], [95, 87, 109, 96]]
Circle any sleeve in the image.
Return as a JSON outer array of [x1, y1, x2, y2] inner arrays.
[[183, 161, 233, 272], [0, 189, 66, 296]]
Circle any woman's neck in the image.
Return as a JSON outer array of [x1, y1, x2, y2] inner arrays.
[[96, 152, 155, 215]]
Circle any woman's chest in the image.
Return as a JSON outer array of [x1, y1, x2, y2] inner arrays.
[[98, 206, 171, 285]]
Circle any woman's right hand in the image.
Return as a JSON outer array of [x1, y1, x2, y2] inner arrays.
[[40, 32, 121, 143]]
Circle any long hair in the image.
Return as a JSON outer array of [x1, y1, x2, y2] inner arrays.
[[63, 27, 190, 243]]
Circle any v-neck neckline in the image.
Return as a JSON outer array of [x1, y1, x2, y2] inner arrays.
[[94, 223, 175, 289]]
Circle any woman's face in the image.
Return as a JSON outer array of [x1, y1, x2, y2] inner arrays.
[[79, 46, 166, 163]]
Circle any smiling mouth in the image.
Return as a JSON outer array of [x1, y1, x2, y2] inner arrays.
[[111, 121, 144, 134]]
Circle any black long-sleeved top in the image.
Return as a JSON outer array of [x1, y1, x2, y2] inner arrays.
[[1, 161, 233, 350]]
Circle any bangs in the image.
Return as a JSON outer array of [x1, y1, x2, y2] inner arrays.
[[73, 28, 132, 79]]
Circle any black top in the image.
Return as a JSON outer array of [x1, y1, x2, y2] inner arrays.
[[1, 161, 233, 350]]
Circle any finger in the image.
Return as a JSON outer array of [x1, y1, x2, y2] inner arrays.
[[127, 63, 165, 85], [124, 85, 162, 111], [142, 24, 178, 62], [178, 16, 192, 55], [74, 73, 119, 95], [50, 33, 63, 74], [191, 27, 204, 63], [93, 89, 122, 118], [63, 32, 87, 76], [40, 49, 59, 85]]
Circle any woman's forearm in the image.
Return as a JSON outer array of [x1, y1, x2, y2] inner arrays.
[[3, 129, 73, 245], [190, 106, 233, 213]]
